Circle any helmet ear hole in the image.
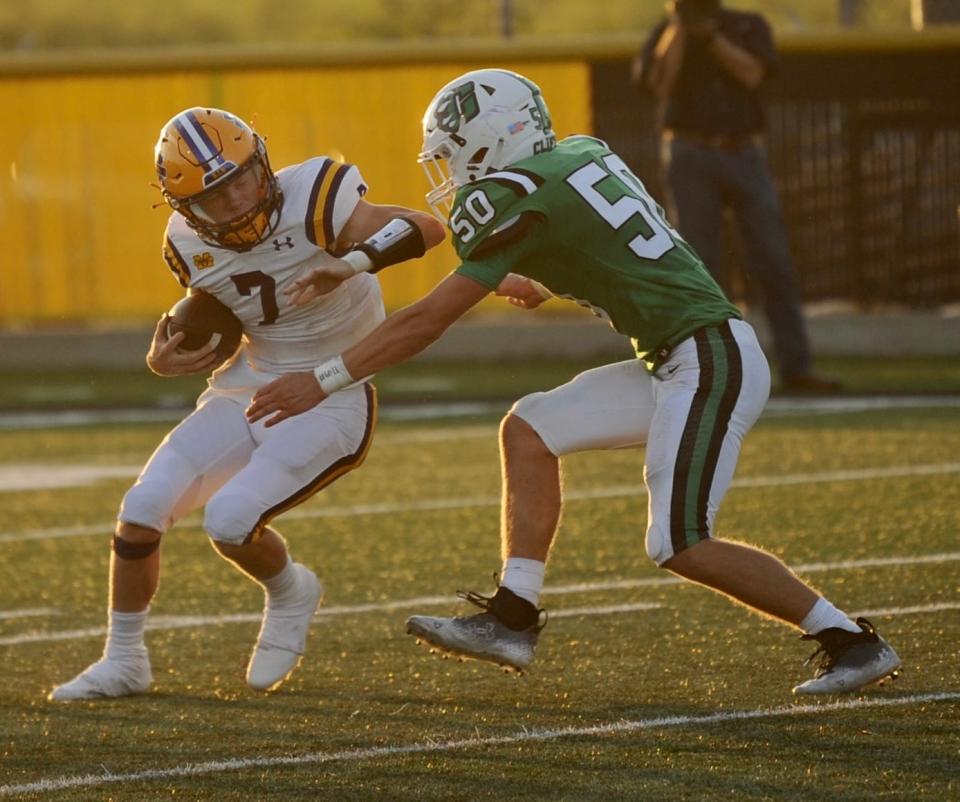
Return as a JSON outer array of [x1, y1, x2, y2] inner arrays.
[[467, 147, 488, 167]]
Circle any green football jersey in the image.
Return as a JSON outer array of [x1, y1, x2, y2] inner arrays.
[[452, 136, 742, 371]]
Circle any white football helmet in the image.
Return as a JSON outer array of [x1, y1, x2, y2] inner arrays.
[[419, 69, 556, 217]]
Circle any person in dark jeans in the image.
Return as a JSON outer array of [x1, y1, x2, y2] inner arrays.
[[632, 0, 840, 393]]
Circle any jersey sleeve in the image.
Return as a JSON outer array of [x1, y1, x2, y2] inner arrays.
[[161, 221, 191, 289], [304, 160, 368, 250], [452, 169, 545, 262], [455, 216, 544, 291]]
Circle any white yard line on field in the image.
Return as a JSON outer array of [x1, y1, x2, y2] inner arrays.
[[852, 601, 960, 618], [763, 395, 960, 415], [0, 601, 666, 646], [1, 691, 956, 797], [0, 607, 58, 621], [0, 393, 957, 433], [0, 404, 503, 432], [1, 553, 956, 648], [2, 392, 959, 490], [0, 464, 140, 492], [550, 602, 664, 618], [0, 426, 497, 493], [2, 460, 959, 544]]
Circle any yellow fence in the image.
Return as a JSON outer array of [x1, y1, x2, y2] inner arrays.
[[0, 50, 592, 325]]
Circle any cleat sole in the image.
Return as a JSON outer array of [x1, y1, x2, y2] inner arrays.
[[877, 667, 902, 687]]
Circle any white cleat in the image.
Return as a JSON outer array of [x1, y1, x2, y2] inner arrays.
[[793, 617, 902, 695], [405, 587, 545, 674], [48, 653, 153, 701], [246, 564, 323, 691], [407, 612, 540, 673]]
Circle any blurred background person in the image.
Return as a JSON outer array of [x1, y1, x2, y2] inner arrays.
[[632, 0, 840, 394]]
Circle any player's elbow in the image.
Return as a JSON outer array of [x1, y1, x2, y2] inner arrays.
[[407, 305, 451, 347], [419, 215, 447, 250]]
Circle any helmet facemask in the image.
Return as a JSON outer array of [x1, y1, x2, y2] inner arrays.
[[419, 136, 458, 220], [168, 138, 282, 251]]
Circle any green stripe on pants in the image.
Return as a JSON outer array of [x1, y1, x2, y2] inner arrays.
[[682, 328, 729, 548]]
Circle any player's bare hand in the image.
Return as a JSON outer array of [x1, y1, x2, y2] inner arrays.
[[285, 260, 357, 306], [495, 273, 550, 310], [245, 371, 327, 427], [146, 314, 221, 377]]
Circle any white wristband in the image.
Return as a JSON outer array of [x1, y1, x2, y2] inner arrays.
[[342, 250, 374, 276], [313, 356, 354, 394]]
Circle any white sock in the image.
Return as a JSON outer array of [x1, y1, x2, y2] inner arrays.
[[501, 557, 546, 607], [800, 597, 861, 635], [262, 558, 301, 606], [104, 608, 149, 660]]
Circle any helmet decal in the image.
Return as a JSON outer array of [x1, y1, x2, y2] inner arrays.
[[529, 95, 551, 133], [172, 110, 236, 187], [434, 81, 481, 134]]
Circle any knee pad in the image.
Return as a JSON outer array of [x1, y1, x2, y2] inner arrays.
[[112, 533, 161, 560], [645, 523, 673, 567], [509, 393, 547, 433], [119, 479, 178, 535], [504, 398, 558, 456], [204, 492, 265, 545]]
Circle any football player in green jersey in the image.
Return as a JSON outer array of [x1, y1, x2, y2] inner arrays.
[[247, 69, 900, 695]]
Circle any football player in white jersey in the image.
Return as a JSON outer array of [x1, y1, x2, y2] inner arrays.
[[49, 107, 444, 701]]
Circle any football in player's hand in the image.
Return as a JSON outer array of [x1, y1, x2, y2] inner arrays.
[[167, 291, 243, 363]]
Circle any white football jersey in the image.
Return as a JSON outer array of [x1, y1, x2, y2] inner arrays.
[[161, 157, 385, 379]]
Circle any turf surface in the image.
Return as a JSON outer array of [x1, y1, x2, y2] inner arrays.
[[0, 404, 958, 800]]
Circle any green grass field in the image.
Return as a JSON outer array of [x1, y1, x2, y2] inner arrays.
[[1, 401, 958, 800]]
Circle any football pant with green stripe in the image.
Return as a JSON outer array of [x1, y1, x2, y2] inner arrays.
[[510, 318, 770, 564]]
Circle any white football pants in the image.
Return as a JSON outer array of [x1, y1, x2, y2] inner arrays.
[[510, 318, 770, 565], [119, 380, 376, 545]]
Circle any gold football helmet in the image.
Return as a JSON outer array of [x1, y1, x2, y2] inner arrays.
[[155, 108, 282, 251]]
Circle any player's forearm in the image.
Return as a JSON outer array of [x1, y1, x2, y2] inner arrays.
[[344, 305, 449, 380], [313, 274, 487, 396], [707, 35, 766, 88]]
